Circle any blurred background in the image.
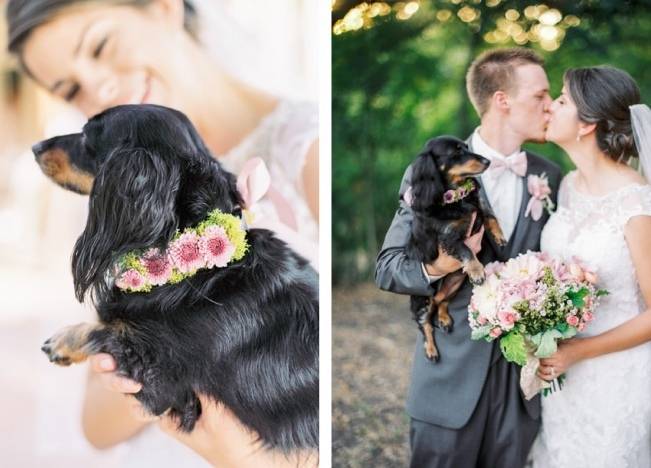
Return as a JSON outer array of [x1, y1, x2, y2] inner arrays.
[[331, 1, 651, 466], [0, 1, 317, 467]]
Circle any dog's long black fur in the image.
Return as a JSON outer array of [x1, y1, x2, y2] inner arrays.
[[405, 136, 504, 361], [33, 104, 318, 453]]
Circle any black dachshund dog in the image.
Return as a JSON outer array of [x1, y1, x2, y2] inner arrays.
[[32, 104, 319, 453], [406, 136, 506, 362]]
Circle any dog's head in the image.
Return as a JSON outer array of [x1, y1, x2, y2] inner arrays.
[[410, 136, 489, 210], [32, 104, 242, 302]]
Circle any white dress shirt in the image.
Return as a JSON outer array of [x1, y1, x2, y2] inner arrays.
[[421, 128, 524, 283], [472, 128, 523, 243]]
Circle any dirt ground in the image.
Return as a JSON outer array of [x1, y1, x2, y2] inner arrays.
[[332, 283, 416, 467]]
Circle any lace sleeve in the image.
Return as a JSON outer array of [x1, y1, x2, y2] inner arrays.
[[269, 101, 318, 187], [617, 185, 651, 226]]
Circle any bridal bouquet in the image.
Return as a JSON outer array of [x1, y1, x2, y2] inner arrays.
[[468, 251, 608, 399]]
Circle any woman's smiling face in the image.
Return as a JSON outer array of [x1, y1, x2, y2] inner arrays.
[[21, 0, 194, 118]]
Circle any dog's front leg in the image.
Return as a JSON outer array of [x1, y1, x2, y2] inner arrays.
[[41, 322, 104, 366], [443, 242, 485, 285], [477, 197, 507, 246]]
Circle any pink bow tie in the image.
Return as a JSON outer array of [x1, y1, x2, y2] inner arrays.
[[486, 151, 527, 177]]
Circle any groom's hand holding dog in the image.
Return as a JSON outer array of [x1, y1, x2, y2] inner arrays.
[[423, 222, 485, 277]]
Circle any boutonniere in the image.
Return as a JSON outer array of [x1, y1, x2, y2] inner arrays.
[[525, 173, 555, 221]]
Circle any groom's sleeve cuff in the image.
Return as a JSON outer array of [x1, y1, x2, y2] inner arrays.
[[421, 263, 443, 283]]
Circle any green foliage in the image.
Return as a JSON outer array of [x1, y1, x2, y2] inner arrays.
[[500, 331, 527, 366], [333, 0, 651, 284], [567, 287, 589, 308], [471, 324, 492, 340], [534, 328, 563, 357]]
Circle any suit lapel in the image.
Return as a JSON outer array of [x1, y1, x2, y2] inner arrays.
[[507, 152, 539, 256]]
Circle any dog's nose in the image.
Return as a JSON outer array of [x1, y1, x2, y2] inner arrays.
[[32, 140, 49, 160]]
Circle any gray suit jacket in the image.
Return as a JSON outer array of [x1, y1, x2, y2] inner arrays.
[[375, 140, 562, 429]]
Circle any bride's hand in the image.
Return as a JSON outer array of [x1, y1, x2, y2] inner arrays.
[[537, 338, 586, 381]]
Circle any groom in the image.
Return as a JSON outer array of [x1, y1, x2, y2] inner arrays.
[[375, 48, 562, 467]]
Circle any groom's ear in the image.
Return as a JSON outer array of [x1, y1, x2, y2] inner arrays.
[[491, 90, 511, 114]]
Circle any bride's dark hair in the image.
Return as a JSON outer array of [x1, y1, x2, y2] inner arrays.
[[6, 0, 199, 56], [564, 66, 641, 163]]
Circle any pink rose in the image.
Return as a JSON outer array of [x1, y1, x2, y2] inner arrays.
[[577, 322, 586, 332], [582, 311, 594, 323], [498, 310, 517, 329], [584, 271, 598, 284], [489, 328, 503, 338], [568, 263, 585, 283], [477, 315, 487, 325], [566, 315, 579, 327]]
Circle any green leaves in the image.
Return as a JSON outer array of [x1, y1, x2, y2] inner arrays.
[[535, 329, 563, 358], [566, 287, 589, 308], [471, 325, 492, 340], [500, 331, 527, 366]]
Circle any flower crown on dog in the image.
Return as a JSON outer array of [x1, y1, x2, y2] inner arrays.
[[442, 179, 476, 205], [403, 178, 477, 207], [114, 209, 249, 293]]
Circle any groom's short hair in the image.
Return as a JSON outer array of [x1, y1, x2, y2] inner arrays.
[[466, 48, 544, 116]]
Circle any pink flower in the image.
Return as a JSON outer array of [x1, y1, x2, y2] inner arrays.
[[584, 271, 598, 284], [443, 190, 456, 204], [528, 174, 552, 199], [566, 315, 579, 327], [142, 248, 172, 286], [568, 263, 585, 283], [169, 232, 205, 273], [582, 311, 594, 323], [485, 262, 504, 277], [498, 310, 517, 329], [477, 315, 487, 325], [526, 174, 552, 221], [116, 269, 146, 291], [199, 225, 235, 268], [577, 322, 586, 332], [489, 328, 503, 338]]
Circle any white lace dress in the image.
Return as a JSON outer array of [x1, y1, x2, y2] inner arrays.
[[531, 171, 651, 468], [220, 99, 319, 250]]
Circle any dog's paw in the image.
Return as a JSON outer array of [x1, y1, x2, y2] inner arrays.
[[437, 315, 454, 334], [486, 218, 507, 246], [41, 337, 74, 366], [423, 342, 440, 362], [494, 232, 507, 247], [41, 323, 97, 367], [464, 261, 485, 285]]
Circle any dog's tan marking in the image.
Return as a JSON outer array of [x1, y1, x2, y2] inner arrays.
[[41, 322, 103, 366], [38, 148, 94, 194], [485, 216, 507, 246], [423, 322, 439, 361], [448, 160, 488, 178]]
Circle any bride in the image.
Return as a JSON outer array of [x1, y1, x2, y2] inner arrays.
[[530, 66, 651, 467]]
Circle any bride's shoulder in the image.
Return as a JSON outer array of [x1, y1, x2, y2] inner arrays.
[[619, 167, 648, 186]]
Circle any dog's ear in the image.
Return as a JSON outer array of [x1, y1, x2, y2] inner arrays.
[[72, 148, 180, 303], [410, 149, 444, 211]]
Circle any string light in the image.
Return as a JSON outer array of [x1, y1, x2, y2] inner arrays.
[[332, 0, 581, 52]]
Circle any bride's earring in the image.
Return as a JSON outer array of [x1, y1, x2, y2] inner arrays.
[[576, 133, 582, 142]]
